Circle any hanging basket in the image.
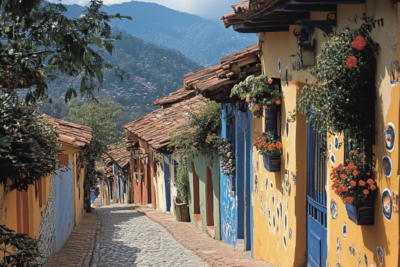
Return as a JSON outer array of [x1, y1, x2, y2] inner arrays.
[[263, 154, 281, 172], [174, 198, 190, 222], [345, 201, 375, 225]]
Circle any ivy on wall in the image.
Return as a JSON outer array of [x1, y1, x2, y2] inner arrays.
[[290, 15, 382, 151]]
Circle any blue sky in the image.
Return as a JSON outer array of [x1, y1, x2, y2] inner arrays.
[[58, 0, 239, 20]]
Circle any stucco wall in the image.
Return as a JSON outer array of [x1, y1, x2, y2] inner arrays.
[[55, 154, 75, 253], [255, 1, 400, 266], [188, 152, 221, 240], [164, 154, 178, 215]]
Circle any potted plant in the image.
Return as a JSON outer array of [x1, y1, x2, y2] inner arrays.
[[231, 75, 283, 118], [174, 157, 190, 222], [218, 138, 236, 191], [253, 132, 283, 172], [331, 150, 377, 225]]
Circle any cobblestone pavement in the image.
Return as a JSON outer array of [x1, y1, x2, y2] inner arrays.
[[136, 206, 276, 267], [91, 204, 209, 267]]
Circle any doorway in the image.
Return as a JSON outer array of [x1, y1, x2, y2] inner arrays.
[[192, 162, 201, 224], [306, 116, 328, 267], [206, 167, 214, 227]]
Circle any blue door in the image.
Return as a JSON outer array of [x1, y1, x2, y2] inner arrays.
[[164, 158, 171, 212], [306, 118, 327, 267]]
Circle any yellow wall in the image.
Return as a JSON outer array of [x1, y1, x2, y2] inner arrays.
[[73, 155, 86, 226], [254, 1, 400, 266]]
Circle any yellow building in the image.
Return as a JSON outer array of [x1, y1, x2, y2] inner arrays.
[[223, 0, 400, 266], [0, 117, 92, 264]]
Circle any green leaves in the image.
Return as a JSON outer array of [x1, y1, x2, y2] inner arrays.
[[91, 33, 102, 47]]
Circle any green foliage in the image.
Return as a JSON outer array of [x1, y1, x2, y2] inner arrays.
[[0, 225, 42, 266], [176, 157, 189, 204], [231, 75, 283, 118], [168, 100, 221, 159], [0, 92, 59, 191], [68, 98, 124, 156], [0, 0, 131, 103], [291, 15, 382, 148]]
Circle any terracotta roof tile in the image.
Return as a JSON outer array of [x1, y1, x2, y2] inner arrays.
[[152, 87, 196, 106], [124, 95, 207, 150], [102, 142, 131, 169], [183, 44, 261, 101], [47, 117, 92, 148], [222, 0, 276, 28]]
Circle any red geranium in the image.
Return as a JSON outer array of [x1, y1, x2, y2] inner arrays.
[[346, 56, 358, 69], [352, 36, 367, 51]]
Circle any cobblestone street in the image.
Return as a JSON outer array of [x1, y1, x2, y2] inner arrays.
[[90, 204, 209, 267]]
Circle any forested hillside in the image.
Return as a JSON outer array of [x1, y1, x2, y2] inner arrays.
[[65, 1, 257, 67], [41, 29, 202, 131]]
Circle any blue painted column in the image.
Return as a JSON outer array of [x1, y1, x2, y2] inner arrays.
[[164, 157, 171, 212]]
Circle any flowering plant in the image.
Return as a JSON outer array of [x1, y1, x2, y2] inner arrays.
[[252, 132, 283, 157], [291, 15, 382, 148], [218, 138, 236, 176], [230, 75, 284, 118], [331, 150, 376, 204]]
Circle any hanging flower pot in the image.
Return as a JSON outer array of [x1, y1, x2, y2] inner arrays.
[[345, 201, 375, 225], [263, 154, 281, 172], [331, 149, 377, 225], [253, 132, 283, 173]]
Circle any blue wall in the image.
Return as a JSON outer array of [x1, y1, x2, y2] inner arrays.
[[164, 157, 171, 212], [220, 103, 253, 252], [55, 156, 74, 253]]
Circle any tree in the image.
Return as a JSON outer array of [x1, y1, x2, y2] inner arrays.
[[68, 98, 123, 211], [0, 93, 59, 192], [0, 0, 131, 102]]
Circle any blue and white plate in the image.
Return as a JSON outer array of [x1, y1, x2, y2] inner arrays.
[[382, 156, 392, 177], [330, 153, 336, 165], [382, 188, 392, 221], [376, 246, 384, 265], [331, 200, 338, 220], [384, 123, 395, 152], [342, 223, 347, 239], [334, 136, 339, 151]]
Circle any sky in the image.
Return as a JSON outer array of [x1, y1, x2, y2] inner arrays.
[[59, 0, 239, 20]]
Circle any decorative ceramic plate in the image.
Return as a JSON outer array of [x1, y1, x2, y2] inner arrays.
[[286, 66, 289, 88], [286, 118, 289, 140], [255, 175, 258, 192], [289, 228, 292, 241], [342, 223, 347, 239], [382, 156, 392, 177], [382, 188, 392, 221], [389, 60, 399, 86], [283, 236, 287, 250], [278, 58, 281, 73], [376, 246, 384, 265], [287, 149, 290, 167], [334, 135, 339, 151], [384, 123, 395, 152], [331, 200, 338, 220], [330, 153, 336, 165]]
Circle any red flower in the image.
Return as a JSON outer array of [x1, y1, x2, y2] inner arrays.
[[254, 105, 260, 111], [350, 180, 356, 187], [353, 170, 359, 176], [346, 56, 358, 69], [367, 179, 374, 185], [359, 180, 366, 186], [370, 185, 377, 191], [363, 189, 369, 195], [352, 36, 367, 51], [340, 174, 346, 180], [263, 106, 268, 109], [275, 100, 281, 105], [268, 78, 273, 84]]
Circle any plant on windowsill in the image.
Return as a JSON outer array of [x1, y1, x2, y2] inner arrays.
[[230, 75, 284, 118], [289, 15, 382, 151], [218, 138, 236, 191], [330, 149, 376, 225], [252, 132, 283, 172]]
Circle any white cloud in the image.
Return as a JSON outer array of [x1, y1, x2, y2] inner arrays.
[[59, 0, 238, 20]]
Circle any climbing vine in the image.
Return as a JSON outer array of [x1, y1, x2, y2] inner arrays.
[[290, 15, 382, 150]]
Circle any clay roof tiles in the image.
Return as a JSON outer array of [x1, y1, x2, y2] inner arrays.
[[152, 87, 196, 107], [124, 95, 207, 150], [222, 0, 277, 28], [103, 142, 131, 169], [183, 44, 260, 94], [47, 117, 92, 148]]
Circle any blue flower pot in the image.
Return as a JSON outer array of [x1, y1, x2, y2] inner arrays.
[[345, 202, 374, 225], [263, 154, 281, 172]]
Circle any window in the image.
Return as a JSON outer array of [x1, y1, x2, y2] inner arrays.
[[225, 106, 235, 147], [265, 106, 281, 140]]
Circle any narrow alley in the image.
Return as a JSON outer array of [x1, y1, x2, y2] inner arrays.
[[91, 204, 208, 267]]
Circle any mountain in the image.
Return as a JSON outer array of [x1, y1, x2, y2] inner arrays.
[[65, 1, 258, 67], [42, 29, 203, 130]]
